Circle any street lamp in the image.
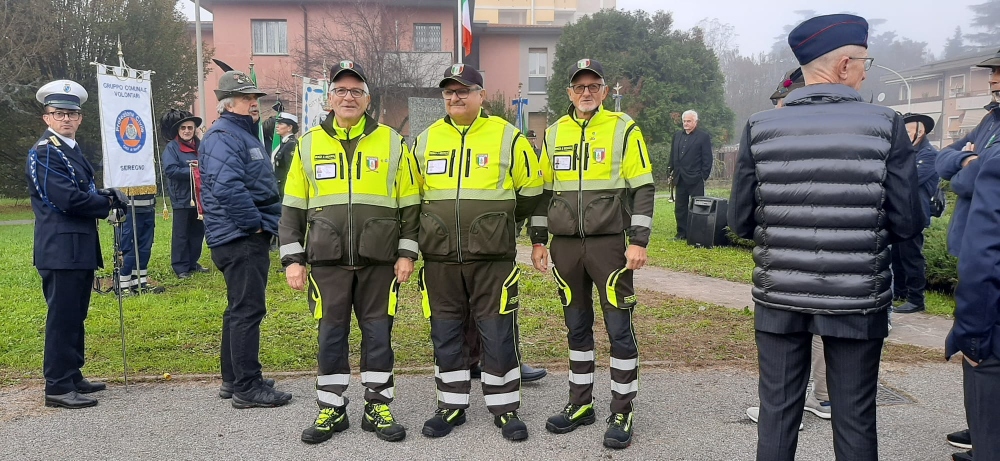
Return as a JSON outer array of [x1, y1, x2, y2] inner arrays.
[[876, 64, 910, 113]]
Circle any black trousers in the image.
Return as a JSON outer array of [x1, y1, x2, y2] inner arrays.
[[550, 234, 639, 414], [210, 233, 271, 392], [756, 330, 883, 461], [39, 269, 94, 395], [673, 176, 705, 239], [171, 208, 205, 275], [890, 232, 926, 306], [420, 261, 522, 415], [310, 265, 397, 408], [964, 355, 1000, 460]]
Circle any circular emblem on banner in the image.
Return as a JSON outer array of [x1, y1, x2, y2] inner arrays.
[[115, 110, 146, 153]]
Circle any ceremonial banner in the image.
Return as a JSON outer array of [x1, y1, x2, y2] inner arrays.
[[302, 78, 327, 130], [96, 66, 157, 194]]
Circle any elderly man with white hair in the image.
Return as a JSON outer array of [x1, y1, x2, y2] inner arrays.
[[667, 109, 712, 240], [728, 14, 921, 461]]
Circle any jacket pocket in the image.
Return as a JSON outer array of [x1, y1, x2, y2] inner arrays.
[[358, 217, 399, 262], [418, 212, 451, 256], [582, 195, 625, 235], [468, 212, 510, 256], [547, 196, 578, 235], [306, 217, 343, 263], [499, 266, 521, 314]]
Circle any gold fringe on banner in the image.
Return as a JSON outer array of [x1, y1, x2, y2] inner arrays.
[[120, 185, 158, 195]]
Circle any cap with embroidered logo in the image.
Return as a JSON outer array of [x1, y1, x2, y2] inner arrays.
[[36, 80, 88, 111], [569, 58, 605, 82], [330, 60, 368, 83], [439, 63, 484, 88]]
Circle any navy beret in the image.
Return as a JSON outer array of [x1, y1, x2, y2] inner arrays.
[[788, 14, 868, 66]]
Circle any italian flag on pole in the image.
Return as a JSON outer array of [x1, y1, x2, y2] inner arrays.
[[461, 0, 472, 56]]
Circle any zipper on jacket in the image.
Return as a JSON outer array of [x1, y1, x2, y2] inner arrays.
[[577, 119, 589, 237], [345, 132, 366, 266], [451, 124, 471, 264]]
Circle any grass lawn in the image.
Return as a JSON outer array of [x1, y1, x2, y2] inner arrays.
[[647, 188, 956, 318], [0, 198, 944, 384]]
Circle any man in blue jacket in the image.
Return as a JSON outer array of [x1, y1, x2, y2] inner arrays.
[[891, 113, 939, 314], [938, 49, 1000, 461], [199, 70, 290, 409]]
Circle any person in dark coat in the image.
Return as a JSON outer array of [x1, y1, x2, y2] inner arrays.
[[668, 110, 713, 240], [162, 110, 208, 278], [728, 14, 921, 461], [938, 48, 1000, 461], [27, 80, 124, 409], [890, 113, 939, 314], [271, 112, 298, 200], [199, 69, 291, 408]]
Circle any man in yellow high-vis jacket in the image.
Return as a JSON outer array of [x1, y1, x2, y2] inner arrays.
[[412, 64, 542, 442], [529, 59, 655, 449], [279, 60, 420, 445]]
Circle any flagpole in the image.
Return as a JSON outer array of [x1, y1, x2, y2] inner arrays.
[[194, 0, 206, 120], [457, 0, 463, 64]]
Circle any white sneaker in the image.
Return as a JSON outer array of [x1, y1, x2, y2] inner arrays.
[[746, 406, 803, 430], [804, 395, 832, 419]]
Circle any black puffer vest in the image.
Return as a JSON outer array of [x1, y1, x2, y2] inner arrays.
[[747, 84, 897, 315]]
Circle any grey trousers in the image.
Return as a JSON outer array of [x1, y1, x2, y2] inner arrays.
[[811, 335, 828, 401]]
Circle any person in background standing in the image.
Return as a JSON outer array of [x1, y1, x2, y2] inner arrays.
[[668, 110, 713, 241], [162, 110, 209, 279]]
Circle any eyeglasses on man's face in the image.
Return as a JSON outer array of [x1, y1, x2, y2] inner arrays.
[[333, 87, 367, 98], [569, 83, 605, 94], [45, 111, 82, 121], [442, 87, 480, 99], [178, 125, 196, 131], [849, 57, 875, 71]]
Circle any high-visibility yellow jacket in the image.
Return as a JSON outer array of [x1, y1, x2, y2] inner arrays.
[[412, 110, 543, 263], [279, 113, 420, 267], [530, 105, 655, 246]]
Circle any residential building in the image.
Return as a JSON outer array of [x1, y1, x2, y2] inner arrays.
[[474, 0, 614, 25], [191, 0, 593, 136], [881, 48, 997, 148]]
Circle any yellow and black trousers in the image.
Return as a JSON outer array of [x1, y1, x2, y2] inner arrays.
[[550, 233, 639, 414], [419, 260, 522, 415], [309, 265, 398, 408]]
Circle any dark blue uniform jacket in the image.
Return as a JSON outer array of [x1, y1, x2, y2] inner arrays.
[[25, 129, 111, 270]]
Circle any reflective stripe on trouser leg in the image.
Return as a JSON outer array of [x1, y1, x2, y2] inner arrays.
[[424, 262, 474, 409], [465, 261, 522, 415], [550, 236, 597, 406], [312, 266, 357, 409], [478, 312, 521, 415], [604, 305, 639, 413], [354, 266, 397, 403]]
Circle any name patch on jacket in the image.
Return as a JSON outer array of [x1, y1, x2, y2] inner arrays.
[[249, 147, 266, 161], [315, 163, 338, 179], [553, 155, 573, 171], [426, 159, 448, 174]]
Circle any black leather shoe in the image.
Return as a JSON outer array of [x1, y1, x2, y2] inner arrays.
[[45, 391, 97, 409], [893, 302, 925, 314], [193, 264, 210, 273], [177, 272, 192, 279], [75, 379, 106, 394], [231, 380, 292, 409], [520, 363, 547, 382]]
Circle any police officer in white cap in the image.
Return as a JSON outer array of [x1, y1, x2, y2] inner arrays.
[[27, 79, 127, 409]]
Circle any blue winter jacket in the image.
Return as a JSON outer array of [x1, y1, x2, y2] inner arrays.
[[940, 102, 1000, 364], [198, 111, 280, 247], [162, 138, 198, 209], [936, 102, 1000, 256], [914, 138, 939, 228]]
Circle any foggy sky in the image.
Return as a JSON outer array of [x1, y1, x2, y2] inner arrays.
[[178, 0, 981, 58], [618, 0, 979, 58]]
